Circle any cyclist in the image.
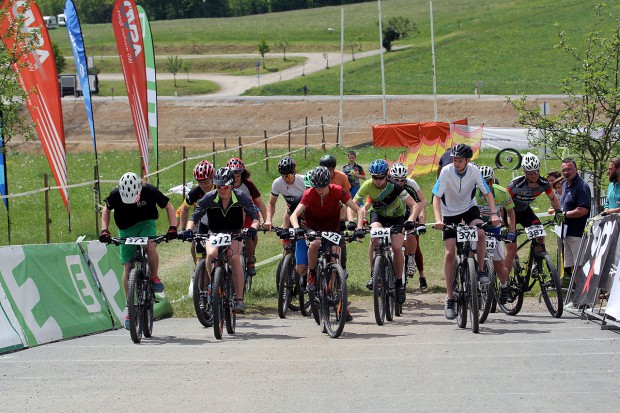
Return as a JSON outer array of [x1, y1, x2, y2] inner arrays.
[[432, 144, 500, 320], [356, 159, 424, 305], [263, 156, 306, 232], [388, 162, 428, 291], [505, 152, 563, 273], [283, 171, 313, 288], [342, 150, 366, 198], [99, 172, 177, 329], [477, 166, 516, 305], [181, 167, 260, 313], [227, 157, 267, 277], [290, 166, 365, 321]]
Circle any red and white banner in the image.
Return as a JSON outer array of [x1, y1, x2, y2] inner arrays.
[[0, 0, 69, 209], [112, 0, 150, 177]]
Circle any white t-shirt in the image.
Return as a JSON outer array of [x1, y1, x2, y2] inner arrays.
[[432, 163, 490, 217], [270, 174, 306, 204]]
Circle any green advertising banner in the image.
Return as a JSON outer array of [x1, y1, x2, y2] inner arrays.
[[0, 241, 173, 353], [138, 6, 158, 179]]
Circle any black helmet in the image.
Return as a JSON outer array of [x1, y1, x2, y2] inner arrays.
[[319, 154, 337, 168], [310, 166, 331, 188], [451, 143, 473, 159], [213, 167, 234, 186], [277, 156, 296, 175]]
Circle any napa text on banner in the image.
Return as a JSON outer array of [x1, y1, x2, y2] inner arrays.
[[0, 111, 7, 211], [112, 0, 150, 177], [0, 0, 69, 209]]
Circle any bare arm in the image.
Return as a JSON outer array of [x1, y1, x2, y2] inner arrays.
[[264, 193, 278, 230], [179, 201, 191, 229], [254, 196, 268, 222], [101, 206, 111, 231], [344, 198, 364, 229], [165, 202, 177, 227], [548, 192, 562, 211], [290, 203, 306, 228]]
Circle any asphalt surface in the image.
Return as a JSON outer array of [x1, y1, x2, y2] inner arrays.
[[1, 300, 618, 412]]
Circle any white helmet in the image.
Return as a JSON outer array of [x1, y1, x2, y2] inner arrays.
[[479, 166, 494, 181], [389, 162, 408, 179], [118, 172, 142, 204], [522, 152, 540, 172]]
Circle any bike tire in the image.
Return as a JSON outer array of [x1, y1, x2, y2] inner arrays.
[[212, 267, 225, 339], [537, 253, 564, 318], [275, 255, 283, 293], [309, 263, 322, 325], [278, 254, 295, 318], [225, 272, 236, 334], [479, 258, 495, 324], [323, 263, 347, 338], [455, 260, 467, 329], [495, 148, 522, 170], [498, 257, 525, 315], [241, 249, 252, 293], [142, 280, 154, 338], [388, 258, 397, 320], [127, 268, 143, 343], [372, 255, 387, 326], [468, 258, 480, 334], [193, 259, 214, 328]]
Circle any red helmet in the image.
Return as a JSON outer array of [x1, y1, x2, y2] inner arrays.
[[193, 160, 214, 181], [226, 157, 245, 173]]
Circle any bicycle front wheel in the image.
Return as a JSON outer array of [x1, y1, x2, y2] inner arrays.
[[467, 258, 480, 334], [323, 263, 347, 338], [537, 254, 563, 318], [497, 258, 525, 316], [142, 280, 154, 338], [193, 259, 214, 328], [212, 267, 225, 339], [479, 258, 495, 324], [278, 254, 295, 319], [309, 263, 322, 325], [372, 255, 388, 326], [225, 272, 236, 334], [455, 260, 467, 329], [127, 268, 143, 343]]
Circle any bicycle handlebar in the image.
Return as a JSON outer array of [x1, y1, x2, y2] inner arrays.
[[108, 235, 167, 246]]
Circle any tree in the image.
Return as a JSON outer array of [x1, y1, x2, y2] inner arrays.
[[323, 52, 329, 69], [347, 35, 362, 61], [0, 2, 39, 147], [381, 16, 418, 52], [257, 36, 270, 68], [52, 41, 65, 74], [166, 56, 183, 87], [274, 35, 290, 61], [508, 4, 620, 214], [182, 60, 191, 82]]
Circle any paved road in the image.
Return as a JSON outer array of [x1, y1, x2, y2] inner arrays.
[[1, 300, 618, 412]]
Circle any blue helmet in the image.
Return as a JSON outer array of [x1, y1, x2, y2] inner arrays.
[[368, 159, 389, 176]]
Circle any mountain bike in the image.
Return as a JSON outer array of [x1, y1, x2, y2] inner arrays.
[[241, 235, 252, 293], [478, 231, 501, 324], [110, 235, 166, 344], [306, 230, 351, 338], [188, 233, 214, 328], [273, 227, 309, 318], [495, 219, 563, 318]]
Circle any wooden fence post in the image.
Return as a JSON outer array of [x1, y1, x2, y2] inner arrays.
[[336, 122, 340, 147], [224, 137, 227, 150], [238, 136, 242, 160], [44, 174, 50, 244], [212, 141, 216, 165], [288, 120, 291, 154], [264, 130, 269, 173], [321, 116, 326, 152], [182, 146, 187, 201], [304, 117, 308, 160]]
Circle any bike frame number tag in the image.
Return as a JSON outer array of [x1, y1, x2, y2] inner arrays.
[[370, 227, 391, 239], [288, 228, 296, 238], [210, 233, 232, 247], [485, 237, 497, 252], [525, 225, 546, 239], [322, 232, 342, 244], [125, 237, 148, 245], [457, 227, 478, 242]]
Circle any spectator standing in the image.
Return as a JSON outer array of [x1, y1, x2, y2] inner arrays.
[[342, 150, 366, 199], [602, 158, 620, 216]]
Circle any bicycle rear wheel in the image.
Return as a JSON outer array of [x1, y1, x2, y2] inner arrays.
[[212, 267, 225, 339], [127, 268, 143, 343], [537, 254, 563, 318], [193, 259, 214, 328], [241, 249, 252, 293], [142, 281, 154, 338], [467, 258, 480, 334], [278, 254, 295, 318], [455, 260, 467, 329], [479, 258, 495, 324], [372, 255, 388, 325], [498, 258, 525, 315], [323, 263, 347, 338], [225, 272, 236, 334]]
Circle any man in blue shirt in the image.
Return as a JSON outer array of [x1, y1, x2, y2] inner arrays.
[[602, 158, 620, 216], [560, 159, 591, 282]]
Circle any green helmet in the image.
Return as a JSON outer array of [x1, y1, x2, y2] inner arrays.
[[303, 171, 313, 188]]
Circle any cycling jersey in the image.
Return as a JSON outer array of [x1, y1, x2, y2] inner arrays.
[[190, 189, 259, 233], [331, 170, 351, 194], [235, 178, 261, 200], [506, 175, 552, 212], [342, 163, 365, 188], [104, 184, 170, 230], [270, 174, 305, 205], [185, 186, 209, 226], [354, 179, 408, 218], [300, 184, 350, 231], [476, 184, 514, 228], [391, 177, 421, 203], [433, 164, 490, 217]]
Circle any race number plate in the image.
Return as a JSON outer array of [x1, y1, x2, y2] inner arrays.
[[322, 232, 342, 244], [210, 233, 232, 247], [370, 227, 391, 239], [125, 237, 148, 245], [485, 236, 497, 252], [456, 226, 478, 242], [525, 225, 546, 239]]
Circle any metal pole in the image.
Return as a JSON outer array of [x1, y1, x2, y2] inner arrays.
[[44, 174, 50, 244], [378, 0, 387, 123], [321, 116, 326, 152], [94, 164, 99, 235], [182, 146, 187, 201], [264, 131, 269, 173], [304, 117, 308, 160], [238, 136, 242, 160], [212, 141, 216, 165], [430, 0, 438, 122], [338, 7, 344, 146], [288, 120, 291, 154]]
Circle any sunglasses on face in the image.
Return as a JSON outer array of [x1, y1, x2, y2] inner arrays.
[[197, 179, 212, 184], [281, 174, 294, 180], [217, 185, 231, 190], [372, 175, 386, 181], [525, 171, 539, 176]]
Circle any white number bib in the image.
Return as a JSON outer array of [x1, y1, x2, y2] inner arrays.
[[210, 233, 232, 247], [322, 232, 342, 245], [125, 237, 148, 246], [457, 227, 478, 242], [485, 236, 497, 252], [525, 225, 546, 239], [370, 227, 391, 239]]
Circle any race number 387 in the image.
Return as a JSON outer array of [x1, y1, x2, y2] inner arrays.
[[525, 225, 546, 239]]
